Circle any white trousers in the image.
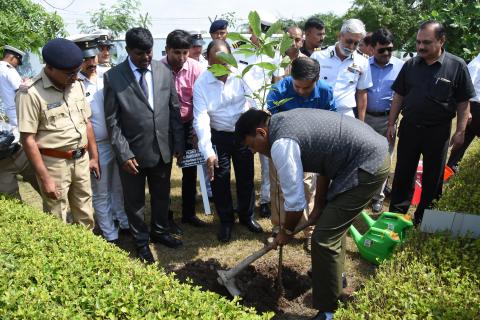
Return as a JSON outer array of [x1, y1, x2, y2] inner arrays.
[[91, 141, 129, 240], [259, 154, 270, 204]]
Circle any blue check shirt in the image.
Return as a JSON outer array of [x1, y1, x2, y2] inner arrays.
[[366, 56, 404, 113], [267, 76, 336, 114]]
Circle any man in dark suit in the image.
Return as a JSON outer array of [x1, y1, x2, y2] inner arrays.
[[104, 27, 184, 263]]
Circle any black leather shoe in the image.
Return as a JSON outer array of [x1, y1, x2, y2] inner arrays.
[[119, 228, 131, 237], [239, 218, 263, 233], [137, 245, 155, 264], [107, 239, 120, 246], [150, 233, 183, 248], [217, 224, 233, 242], [259, 203, 271, 218], [181, 215, 208, 227], [168, 219, 183, 236]]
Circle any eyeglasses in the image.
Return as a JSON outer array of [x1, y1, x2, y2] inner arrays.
[[62, 67, 81, 79], [377, 47, 394, 54], [344, 38, 360, 46]]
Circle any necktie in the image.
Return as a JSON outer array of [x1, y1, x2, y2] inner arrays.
[[137, 68, 149, 99]]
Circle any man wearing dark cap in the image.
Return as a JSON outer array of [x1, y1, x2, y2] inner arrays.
[[104, 27, 184, 263], [209, 19, 229, 41], [16, 38, 100, 229], [70, 34, 130, 244], [0, 45, 40, 199], [189, 31, 208, 70]]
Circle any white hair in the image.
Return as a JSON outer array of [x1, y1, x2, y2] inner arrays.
[[340, 19, 366, 37]]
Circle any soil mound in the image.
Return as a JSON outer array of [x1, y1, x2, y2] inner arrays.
[[172, 258, 312, 315]]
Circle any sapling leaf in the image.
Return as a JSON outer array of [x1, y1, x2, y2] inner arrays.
[[207, 64, 231, 77], [248, 11, 261, 37], [216, 52, 237, 68]]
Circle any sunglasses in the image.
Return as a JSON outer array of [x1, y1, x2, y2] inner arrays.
[[377, 47, 394, 54]]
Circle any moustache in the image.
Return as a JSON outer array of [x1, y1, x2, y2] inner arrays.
[[418, 49, 428, 53]]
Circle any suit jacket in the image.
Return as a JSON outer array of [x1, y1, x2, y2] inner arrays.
[[104, 59, 184, 168]]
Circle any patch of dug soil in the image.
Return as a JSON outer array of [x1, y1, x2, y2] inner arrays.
[[172, 258, 312, 315]]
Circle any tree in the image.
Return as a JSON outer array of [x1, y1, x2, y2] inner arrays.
[[0, 0, 65, 53], [77, 0, 151, 38], [347, 0, 480, 61], [209, 11, 241, 31]]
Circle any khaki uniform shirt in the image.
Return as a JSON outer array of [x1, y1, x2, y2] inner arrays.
[[16, 69, 91, 151]]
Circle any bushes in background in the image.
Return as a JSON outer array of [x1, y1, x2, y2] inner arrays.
[[0, 197, 272, 319], [336, 140, 480, 319], [436, 138, 480, 215], [336, 231, 480, 319]]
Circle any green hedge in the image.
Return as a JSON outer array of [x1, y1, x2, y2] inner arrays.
[[336, 231, 480, 319], [436, 138, 480, 215], [0, 197, 272, 319], [336, 140, 480, 319]]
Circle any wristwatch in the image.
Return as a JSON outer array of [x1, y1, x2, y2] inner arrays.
[[284, 228, 294, 236]]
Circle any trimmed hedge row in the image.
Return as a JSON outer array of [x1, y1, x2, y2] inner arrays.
[[336, 140, 480, 319], [0, 197, 272, 319], [336, 231, 480, 319], [436, 138, 480, 215]]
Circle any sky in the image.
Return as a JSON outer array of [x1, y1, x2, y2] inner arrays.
[[33, 0, 353, 36]]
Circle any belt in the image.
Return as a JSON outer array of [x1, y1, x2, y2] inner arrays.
[[39, 146, 87, 159], [366, 110, 390, 117]]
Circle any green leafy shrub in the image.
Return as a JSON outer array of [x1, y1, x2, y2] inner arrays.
[[336, 231, 480, 319], [0, 197, 272, 319], [436, 139, 480, 215]]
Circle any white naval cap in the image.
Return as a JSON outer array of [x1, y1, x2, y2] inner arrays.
[[3, 45, 26, 64], [66, 33, 99, 58], [257, 10, 277, 27]]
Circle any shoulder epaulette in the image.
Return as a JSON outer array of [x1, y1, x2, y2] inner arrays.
[[356, 49, 369, 59], [6, 64, 13, 69], [18, 75, 41, 93], [232, 41, 246, 49]]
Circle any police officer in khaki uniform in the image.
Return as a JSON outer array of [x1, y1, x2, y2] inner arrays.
[[17, 38, 99, 229]]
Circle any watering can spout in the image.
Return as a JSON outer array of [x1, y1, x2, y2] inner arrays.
[[349, 225, 362, 245], [361, 210, 375, 227]]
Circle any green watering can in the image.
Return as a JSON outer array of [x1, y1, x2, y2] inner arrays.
[[360, 210, 414, 241], [349, 226, 401, 265]]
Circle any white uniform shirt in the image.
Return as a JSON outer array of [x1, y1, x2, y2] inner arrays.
[[235, 51, 285, 107], [78, 72, 109, 142], [198, 55, 209, 71], [128, 57, 154, 109], [468, 53, 480, 102], [193, 69, 255, 160], [311, 45, 372, 115], [271, 138, 306, 211], [0, 61, 22, 126]]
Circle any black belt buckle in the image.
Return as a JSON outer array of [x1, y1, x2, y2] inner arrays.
[[72, 148, 85, 159]]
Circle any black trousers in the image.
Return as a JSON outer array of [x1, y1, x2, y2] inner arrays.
[[181, 121, 197, 219], [119, 159, 172, 247], [389, 120, 451, 224], [210, 130, 255, 225], [447, 102, 480, 169]]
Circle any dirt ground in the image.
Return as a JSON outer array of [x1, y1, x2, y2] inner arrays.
[[18, 155, 390, 319]]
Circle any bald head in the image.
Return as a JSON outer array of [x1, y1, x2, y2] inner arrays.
[[287, 26, 303, 50]]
